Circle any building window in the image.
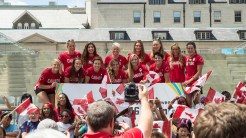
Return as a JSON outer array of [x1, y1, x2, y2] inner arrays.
[[154, 11, 161, 23], [24, 23, 29, 29], [189, 0, 206, 4], [152, 31, 168, 40], [173, 11, 181, 23], [230, 0, 246, 3], [214, 11, 221, 22], [149, 0, 165, 4], [194, 11, 201, 22], [235, 11, 241, 22], [133, 11, 141, 23], [238, 31, 246, 40], [109, 31, 126, 40], [195, 31, 211, 40], [30, 23, 36, 29], [17, 23, 22, 29]]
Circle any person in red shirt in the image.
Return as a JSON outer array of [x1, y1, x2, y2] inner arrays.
[[40, 102, 58, 122], [58, 39, 82, 73], [104, 42, 128, 70], [183, 41, 204, 107], [82, 42, 102, 70], [83, 85, 153, 138], [127, 54, 148, 83], [84, 57, 106, 84], [64, 58, 85, 83], [148, 38, 170, 65], [106, 59, 128, 84], [168, 43, 186, 83], [149, 52, 170, 83], [34, 59, 62, 106], [127, 40, 151, 67]]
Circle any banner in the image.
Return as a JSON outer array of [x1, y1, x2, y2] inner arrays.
[[56, 83, 185, 123]]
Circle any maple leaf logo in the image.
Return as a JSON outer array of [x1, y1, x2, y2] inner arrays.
[[185, 112, 194, 119], [153, 123, 160, 128], [149, 74, 155, 79], [214, 98, 222, 104], [116, 98, 124, 105], [77, 107, 84, 114]]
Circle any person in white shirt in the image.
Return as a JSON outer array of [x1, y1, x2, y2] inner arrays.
[[56, 109, 74, 138]]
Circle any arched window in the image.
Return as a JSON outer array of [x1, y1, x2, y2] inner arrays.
[[24, 23, 29, 29], [17, 23, 22, 29], [30, 23, 36, 29]]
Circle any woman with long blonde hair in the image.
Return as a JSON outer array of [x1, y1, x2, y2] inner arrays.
[[168, 43, 186, 83], [106, 59, 128, 84], [127, 54, 148, 83]]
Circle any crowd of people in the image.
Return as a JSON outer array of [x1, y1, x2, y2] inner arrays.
[[0, 39, 245, 138]]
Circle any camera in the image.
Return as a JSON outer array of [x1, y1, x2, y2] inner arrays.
[[124, 82, 139, 102]]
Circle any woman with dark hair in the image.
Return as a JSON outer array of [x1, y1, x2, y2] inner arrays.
[[168, 43, 186, 83], [148, 38, 170, 65], [41, 102, 58, 122], [127, 54, 148, 83], [58, 39, 82, 72], [64, 58, 84, 83], [82, 42, 102, 70], [128, 40, 151, 66], [183, 41, 204, 86], [104, 42, 128, 70], [34, 59, 62, 106], [54, 93, 79, 123], [84, 57, 106, 84], [149, 52, 170, 83], [106, 59, 128, 84]]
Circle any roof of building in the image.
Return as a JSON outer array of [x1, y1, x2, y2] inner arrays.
[[97, 0, 146, 4], [0, 9, 86, 29], [0, 28, 244, 43]]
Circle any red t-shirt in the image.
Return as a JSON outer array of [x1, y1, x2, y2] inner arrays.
[[35, 68, 61, 92], [127, 53, 151, 66], [54, 107, 77, 122], [83, 127, 144, 138], [85, 67, 107, 84], [58, 51, 82, 71], [106, 70, 128, 84], [83, 55, 102, 70], [104, 55, 128, 70], [148, 51, 170, 65], [168, 56, 186, 83], [127, 64, 148, 83], [185, 54, 204, 86], [149, 62, 170, 83], [64, 66, 85, 83]]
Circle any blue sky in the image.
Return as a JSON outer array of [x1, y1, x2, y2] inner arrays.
[[5, 0, 86, 7]]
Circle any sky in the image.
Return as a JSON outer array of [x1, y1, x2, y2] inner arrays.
[[4, 0, 86, 7]]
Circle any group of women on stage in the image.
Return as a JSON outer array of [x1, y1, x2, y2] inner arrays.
[[34, 39, 204, 107]]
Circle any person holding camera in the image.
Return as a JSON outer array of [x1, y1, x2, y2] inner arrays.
[[83, 85, 153, 138]]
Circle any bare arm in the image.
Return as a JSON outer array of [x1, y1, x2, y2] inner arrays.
[[137, 85, 153, 138], [6, 131, 19, 137], [2, 96, 16, 110], [84, 76, 90, 83], [155, 99, 168, 121], [184, 65, 203, 85], [164, 73, 170, 83]]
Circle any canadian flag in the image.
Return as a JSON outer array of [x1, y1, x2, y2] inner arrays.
[[232, 82, 246, 99], [148, 87, 154, 99], [185, 70, 212, 95], [86, 90, 95, 104], [116, 83, 125, 95], [173, 105, 203, 123], [205, 87, 225, 104], [15, 98, 39, 115], [146, 71, 162, 87], [73, 98, 88, 115], [105, 97, 129, 113], [99, 75, 108, 98], [152, 121, 172, 138]]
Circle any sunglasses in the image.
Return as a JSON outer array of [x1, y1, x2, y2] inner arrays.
[[61, 115, 70, 118]]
